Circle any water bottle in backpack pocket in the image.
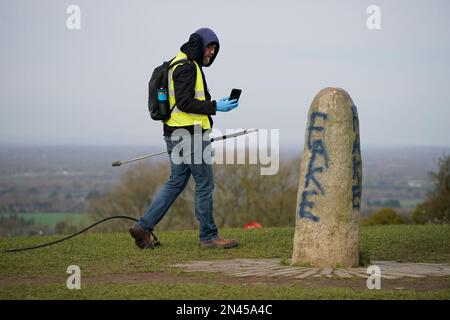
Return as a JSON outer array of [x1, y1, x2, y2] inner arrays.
[[157, 87, 169, 118]]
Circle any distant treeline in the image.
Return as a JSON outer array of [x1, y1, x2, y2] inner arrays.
[[88, 154, 450, 232], [1, 153, 447, 236]]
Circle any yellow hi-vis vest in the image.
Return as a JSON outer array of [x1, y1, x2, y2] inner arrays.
[[164, 52, 211, 130]]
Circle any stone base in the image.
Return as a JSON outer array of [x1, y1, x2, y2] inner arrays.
[[172, 259, 450, 280]]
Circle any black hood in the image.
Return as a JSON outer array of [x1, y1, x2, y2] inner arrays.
[[180, 28, 220, 67]]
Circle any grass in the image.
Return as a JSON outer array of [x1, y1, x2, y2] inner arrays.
[[1, 283, 449, 300], [0, 225, 449, 299], [361, 225, 450, 263]]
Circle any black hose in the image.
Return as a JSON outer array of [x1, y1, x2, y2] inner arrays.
[[2, 216, 159, 253]]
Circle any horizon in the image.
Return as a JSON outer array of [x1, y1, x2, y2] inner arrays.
[[1, 143, 450, 150]]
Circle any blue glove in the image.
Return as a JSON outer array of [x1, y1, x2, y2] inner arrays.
[[216, 96, 239, 112]]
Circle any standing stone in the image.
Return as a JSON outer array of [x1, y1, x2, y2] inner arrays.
[[292, 88, 362, 268]]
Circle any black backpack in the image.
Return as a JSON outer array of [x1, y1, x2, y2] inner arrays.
[[148, 58, 190, 121]]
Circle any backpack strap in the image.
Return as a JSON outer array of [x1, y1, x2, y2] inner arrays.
[[168, 58, 191, 70], [163, 59, 193, 118]]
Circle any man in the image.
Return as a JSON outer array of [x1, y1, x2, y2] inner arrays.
[[129, 28, 239, 249]]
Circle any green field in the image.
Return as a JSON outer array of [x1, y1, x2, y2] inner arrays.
[[1, 213, 85, 225], [400, 199, 424, 209], [0, 225, 449, 299]]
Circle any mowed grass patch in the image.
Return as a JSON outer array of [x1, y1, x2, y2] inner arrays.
[[360, 224, 450, 263], [0, 225, 449, 278], [1, 283, 449, 300], [0, 228, 294, 277]]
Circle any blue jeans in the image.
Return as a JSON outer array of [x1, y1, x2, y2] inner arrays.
[[138, 134, 218, 241]]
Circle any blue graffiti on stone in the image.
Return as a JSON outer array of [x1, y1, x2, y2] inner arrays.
[[299, 190, 320, 222], [305, 139, 329, 195], [299, 112, 328, 222], [351, 105, 362, 210], [307, 112, 327, 149]]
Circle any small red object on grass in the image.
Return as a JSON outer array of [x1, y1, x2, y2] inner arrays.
[[244, 222, 262, 229]]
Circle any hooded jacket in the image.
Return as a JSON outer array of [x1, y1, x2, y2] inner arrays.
[[163, 28, 220, 136]]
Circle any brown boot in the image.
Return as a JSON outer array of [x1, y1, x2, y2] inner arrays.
[[129, 223, 155, 249], [199, 237, 239, 249]]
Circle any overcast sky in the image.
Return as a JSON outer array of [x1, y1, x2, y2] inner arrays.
[[0, 0, 449, 150]]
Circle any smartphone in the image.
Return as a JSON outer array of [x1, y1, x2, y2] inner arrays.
[[229, 88, 242, 102]]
